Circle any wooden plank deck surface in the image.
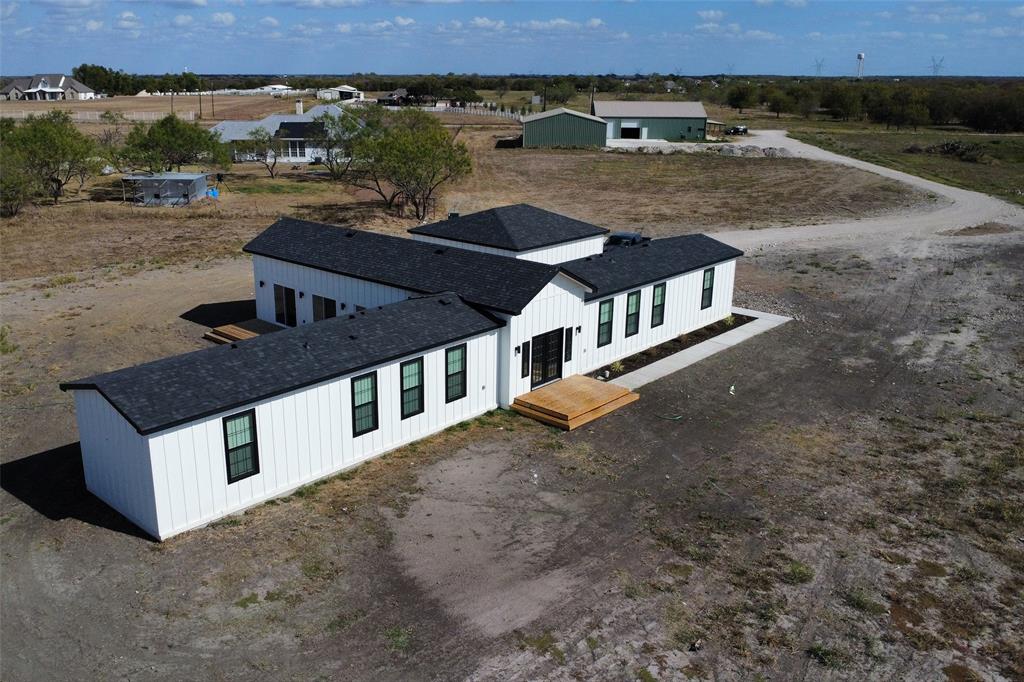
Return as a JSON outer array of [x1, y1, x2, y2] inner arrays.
[[512, 375, 639, 430], [204, 318, 283, 344]]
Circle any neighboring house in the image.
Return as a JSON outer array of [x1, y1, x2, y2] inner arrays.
[[1, 74, 95, 101], [379, 88, 409, 105], [61, 204, 742, 540], [317, 84, 364, 102], [521, 108, 608, 149], [592, 100, 708, 142], [211, 104, 344, 162], [273, 121, 327, 163]]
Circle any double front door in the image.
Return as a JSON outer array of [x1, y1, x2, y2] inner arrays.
[[531, 328, 563, 388]]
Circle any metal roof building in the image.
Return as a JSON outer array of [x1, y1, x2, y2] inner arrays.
[[591, 100, 709, 142], [122, 172, 209, 207], [521, 108, 607, 148]]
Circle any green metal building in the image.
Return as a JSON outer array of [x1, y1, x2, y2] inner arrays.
[[521, 107, 607, 148], [591, 101, 708, 142]]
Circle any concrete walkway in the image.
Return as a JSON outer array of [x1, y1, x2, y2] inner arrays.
[[611, 307, 791, 391]]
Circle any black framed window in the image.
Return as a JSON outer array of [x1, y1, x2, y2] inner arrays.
[[651, 283, 666, 328], [351, 372, 378, 436], [445, 344, 467, 403], [223, 410, 259, 484], [273, 284, 296, 327], [597, 299, 614, 347], [564, 328, 573, 362], [313, 295, 337, 322], [701, 268, 715, 310], [625, 290, 641, 337], [400, 358, 424, 419], [521, 341, 530, 379]]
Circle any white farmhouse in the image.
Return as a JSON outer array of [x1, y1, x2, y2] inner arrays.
[[1, 74, 95, 101], [62, 205, 741, 540], [316, 84, 364, 102]]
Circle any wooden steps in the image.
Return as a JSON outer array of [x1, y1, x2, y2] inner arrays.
[[512, 375, 640, 430], [204, 319, 283, 345]]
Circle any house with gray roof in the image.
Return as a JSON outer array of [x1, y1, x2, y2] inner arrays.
[[212, 103, 344, 162], [61, 204, 741, 540], [1, 74, 95, 101]]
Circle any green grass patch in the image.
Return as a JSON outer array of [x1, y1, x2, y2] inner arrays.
[[233, 181, 324, 195], [517, 630, 566, 665], [383, 625, 412, 651], [781, 561, 815, 585], [234, 593, 259, 609], [807, 643, 847, 668], [0, 326, 17, 355], [842, 588, 888, 615], [328, 608, 366, 633]]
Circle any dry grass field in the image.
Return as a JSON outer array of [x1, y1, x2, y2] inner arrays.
[[0, 93, 302, 123]]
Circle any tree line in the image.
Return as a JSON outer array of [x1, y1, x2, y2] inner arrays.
[[0, 108, 470, 220]]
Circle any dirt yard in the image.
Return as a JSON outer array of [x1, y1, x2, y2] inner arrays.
[[1, 127, 1022, 681], [0, 126, 929, 281], [0, 93, 301, 123]]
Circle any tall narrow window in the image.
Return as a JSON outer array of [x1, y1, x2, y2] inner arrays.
[[651, 283, 666, 328], [701, 268, 715, 310], [351, 372, 378, 436], [273, 284, 296, 327], [312, 295, 337, 322], [521, 341, 530, 379], [625, 290, 641, 337], [564, 327, 573, 362], [445, 344, 467, 403], [223, 410, 259, 484], [597, 299, 614, 347], [400, 358, 424, 419]]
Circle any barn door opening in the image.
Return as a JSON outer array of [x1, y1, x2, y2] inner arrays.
[[530, 328, 563, 388]]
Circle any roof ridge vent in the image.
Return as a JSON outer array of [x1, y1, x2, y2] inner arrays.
[[345, 231, 356, 237], [348, 335, 358, 340], [434, 248, 446, 255], [302, 341, 310, 350]]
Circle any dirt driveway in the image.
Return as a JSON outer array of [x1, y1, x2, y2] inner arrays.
[[1, 136, 1022, 681]]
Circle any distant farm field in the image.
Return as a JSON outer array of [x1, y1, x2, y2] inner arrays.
[[0, 94, 301, 123]]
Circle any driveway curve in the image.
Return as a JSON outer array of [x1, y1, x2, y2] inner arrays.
[[712, 129, 1024, 252]]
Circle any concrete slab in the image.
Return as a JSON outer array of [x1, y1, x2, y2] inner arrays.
[[611, 307, 792, 391]]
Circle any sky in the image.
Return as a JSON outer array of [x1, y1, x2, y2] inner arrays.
[[1, 1, 1022, 78]]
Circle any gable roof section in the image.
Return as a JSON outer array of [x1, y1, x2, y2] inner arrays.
[[408, 204, 609, 252], [1, 78, 31, 94], [244, 217, 571, 315], [561, 234, 742, 300], [211, 106, 344, 142], [61, 294, 501, 435], [592, 101, 707, 119], [522, 107, 606, 125]]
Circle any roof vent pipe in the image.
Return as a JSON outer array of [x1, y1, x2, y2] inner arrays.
[[448, 212, 459, 220], [295, 99, 303, 115]]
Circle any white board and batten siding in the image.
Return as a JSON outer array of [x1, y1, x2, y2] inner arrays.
[[253, 255, 412, 326], [580, 259, 737, 373], [409, 234, 605, 265], [73, 390, 161, 537], [76, 330, 497, 540]]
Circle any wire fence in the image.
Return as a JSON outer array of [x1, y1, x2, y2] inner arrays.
[[0, 109, 196, 122], [381, 105, 523, 122]]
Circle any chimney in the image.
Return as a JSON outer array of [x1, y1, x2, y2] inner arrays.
[[295, 99, 303, 115]]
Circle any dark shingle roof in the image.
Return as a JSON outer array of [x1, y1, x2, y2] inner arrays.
[[408, 204, 609, 252], [61, 295, 501, 435], [275, 121, 324, 139], [243, 218, 569, 315], [561, 234, 742, 300]]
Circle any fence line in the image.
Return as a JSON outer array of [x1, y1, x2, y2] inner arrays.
[[381, 105, 523, 122], [0, 110, 196, 122]]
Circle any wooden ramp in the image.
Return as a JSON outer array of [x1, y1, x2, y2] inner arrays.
[[512, 375, 640, 430], [204, 319, 283, 345]]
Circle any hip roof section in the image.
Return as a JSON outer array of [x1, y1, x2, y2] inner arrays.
[[61, 294, 501, 435], [408, 204, 609, 252], [591, 101, 708, 119]]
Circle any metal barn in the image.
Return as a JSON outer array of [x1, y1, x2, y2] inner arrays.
[[122, 172, 209, 207], [521, 108, 608, 148], [592, 101, 709, 142]]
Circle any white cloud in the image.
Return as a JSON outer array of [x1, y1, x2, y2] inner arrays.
[[0, 1, 18, 21], [85, 18, 102, 30], [929, 32, 948, 40], [285, 0, 365, 7], [696, 9, 723, 21], [368, 19, 392, 30], [744, 29, 779, 39], [879, 30, 905, 39], [115, 10, 142, 29], [1010, 5, 1024, 18], [36, 0, 99, 7], [807, 31, 823, 39], [962, 12, 985, 23], [520, 18, 579, 31], [784, 0, 807, 7], [614, 31, 630, 40], [875, 10, 892, 19], [470, 16, 504, 30], [336, 21, 351, 32], [292, 21, 322, 35], [259, 15, 279, 26], [212, 11, 235, 25], [753, 0, 772, 5], [394, 15, 414, 26], [972, 25, 1024, 37], [695, 22, 720, 32], [173, 14, 193, 26], [585, 17, 603, 28]]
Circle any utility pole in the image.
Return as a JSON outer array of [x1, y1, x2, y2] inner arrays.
[[542, 82, 547, 112], [198, 77, 203, 119]]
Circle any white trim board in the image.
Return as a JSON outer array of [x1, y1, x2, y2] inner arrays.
[[610, 306, 791, 391]]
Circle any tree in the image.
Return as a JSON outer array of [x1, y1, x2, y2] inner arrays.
[[727, 83, 757, 113], [124, 114, 227, 171], [97, 110, 131, 171], [347, 108, 404, 208], [379, 110, 471, 219], [242, 127, 284, 178], [766, 89, 794, 118], [3, 111, 96, 204], [0, 123, 36, 217], [309, 111, 362, 181], [545, 80, 576, 105]]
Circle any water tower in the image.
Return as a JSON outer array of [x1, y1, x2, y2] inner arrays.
[[856, 52, 865, 79]]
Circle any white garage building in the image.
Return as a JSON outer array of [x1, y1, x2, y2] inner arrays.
[[62, 204, 741, 540]]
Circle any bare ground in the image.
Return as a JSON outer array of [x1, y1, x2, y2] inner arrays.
[[1, 133, 1023, 681]]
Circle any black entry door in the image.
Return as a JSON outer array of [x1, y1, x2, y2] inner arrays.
[[274, 284, 297, 327], [531, 329, 563, 388]]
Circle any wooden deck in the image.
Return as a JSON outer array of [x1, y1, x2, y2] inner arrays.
[[512, 375, 640, 430], [204, 318, 283, 345]]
